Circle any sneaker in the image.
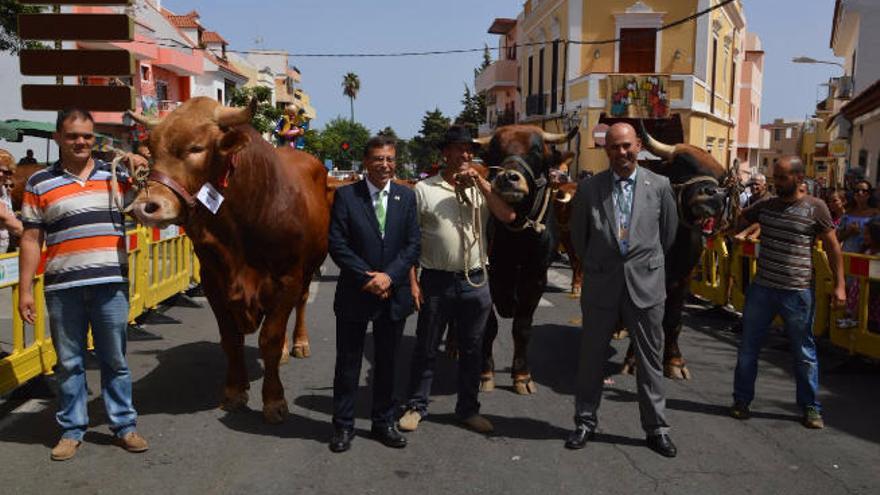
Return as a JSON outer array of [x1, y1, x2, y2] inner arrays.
[[398, 409, 422, 432], [730, 401, 751, 420], [803, 407, 825, 429], [458, 414, 494, 434], [50, 438, 82, 461], [115, 431, 149, 453]]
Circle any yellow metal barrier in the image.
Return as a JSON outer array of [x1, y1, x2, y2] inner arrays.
[[690, 236, 730, 306], [144, 226, 193, 310], [0, 251, 55, 394], [1, 225, 200, 396], [728, 239, 758, 313], [824, 252, 880, 359]]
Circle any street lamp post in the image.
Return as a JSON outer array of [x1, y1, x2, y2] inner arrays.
[[791, 56, 845, 72]]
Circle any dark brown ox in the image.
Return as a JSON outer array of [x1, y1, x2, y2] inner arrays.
[[476, 124, 578, 394], [619, 123, 735, 379], [128, 97, 330, 422], [552, 181, 582, 296]]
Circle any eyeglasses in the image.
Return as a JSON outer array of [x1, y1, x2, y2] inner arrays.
[[855, 189, 871, 194]]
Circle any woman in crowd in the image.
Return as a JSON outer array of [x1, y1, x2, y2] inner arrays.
[[838, 180, 879, 253], [825, 189, 847, 228]]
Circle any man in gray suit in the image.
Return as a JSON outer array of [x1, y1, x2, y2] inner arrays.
[[566, 123, 679, 457]]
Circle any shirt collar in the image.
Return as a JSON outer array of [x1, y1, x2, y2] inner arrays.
[[365, 178, 391, 197], [612, 166, 637, 184]]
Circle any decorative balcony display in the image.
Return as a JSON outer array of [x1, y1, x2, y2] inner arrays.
[[608, 75, 670, 119]]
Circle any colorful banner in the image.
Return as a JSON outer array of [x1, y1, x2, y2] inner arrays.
[[607, 75, 670, 119]]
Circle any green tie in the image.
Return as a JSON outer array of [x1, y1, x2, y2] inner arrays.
[[374, 189, 387, 234]]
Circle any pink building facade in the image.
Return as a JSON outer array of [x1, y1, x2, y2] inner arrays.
[[735, 31, 765, 176]]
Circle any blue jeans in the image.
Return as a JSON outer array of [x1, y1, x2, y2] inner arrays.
[[46, 283, 137, 440], [733, 283, 821, 411]]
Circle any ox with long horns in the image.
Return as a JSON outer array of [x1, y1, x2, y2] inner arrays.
[[475, 124, 578, 394], [127, 97, 330, 422]]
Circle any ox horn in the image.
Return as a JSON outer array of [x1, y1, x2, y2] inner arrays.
[[473, 135, 492, 147], [126, 110, 159, 129], [214, 97, 257, 128], [638, 119, 675, 161], [542, 127, 578, 144]]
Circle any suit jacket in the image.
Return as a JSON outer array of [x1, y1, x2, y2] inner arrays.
[[329, 179, 420, 321], [570, 167, 678, 309]]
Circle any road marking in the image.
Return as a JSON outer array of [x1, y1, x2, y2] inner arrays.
[[539, 297, 553, 307]]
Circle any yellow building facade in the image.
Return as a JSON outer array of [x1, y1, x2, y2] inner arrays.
[[489, 0, 746, 175]]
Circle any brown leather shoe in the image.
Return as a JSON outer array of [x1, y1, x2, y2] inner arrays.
[[51, 438, 82, 461], [116, 432, 149, 453], [459, 414, 494, 434]]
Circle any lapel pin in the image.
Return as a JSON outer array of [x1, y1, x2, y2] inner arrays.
[[394, 195, 400, 201]]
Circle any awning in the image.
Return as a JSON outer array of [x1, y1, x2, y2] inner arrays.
[[0, 121, 22, 142]]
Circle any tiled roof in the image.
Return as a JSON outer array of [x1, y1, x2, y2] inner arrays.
[[162, 9, 201, 29], [202, 31, 226, 45]]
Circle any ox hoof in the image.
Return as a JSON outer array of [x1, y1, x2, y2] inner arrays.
[[621, 362, 637, 376], [480, 374, 496, 393], [291, 343, 311, 359], [220, 391, 249, 412], [513, 378, 537, 395], [665, 364, 692, 380], [279, 345, 291, 366], [263, 400, 289, 424], [567, 290, 581, 300]]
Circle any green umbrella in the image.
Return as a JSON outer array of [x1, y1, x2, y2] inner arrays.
[[0, 121, 22, 142], [3, 119, 56, 139]]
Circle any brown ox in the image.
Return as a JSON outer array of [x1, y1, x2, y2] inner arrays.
[[552, 181, 582, 296], [128, 97, 330, 422]]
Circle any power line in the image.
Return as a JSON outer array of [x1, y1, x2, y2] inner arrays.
[[100, 0, 736, 59]]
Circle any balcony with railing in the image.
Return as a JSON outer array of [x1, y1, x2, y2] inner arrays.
[[475, 59, 517, 93]]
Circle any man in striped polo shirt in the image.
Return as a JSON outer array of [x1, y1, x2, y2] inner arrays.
[[731, 156, 846, 430], [18, 108, 148, 461]]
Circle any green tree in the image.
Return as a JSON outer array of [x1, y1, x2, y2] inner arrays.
[[319, 117, 370, 170], [410, 108, 450, 172], [474, 43, 492, 78], [227, 85, 282, 135], [456, 84, 486, 128], [342, 72, 361, 123], [0, 1, 44, 54]]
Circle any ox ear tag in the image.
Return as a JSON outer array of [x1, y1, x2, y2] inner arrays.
[[196, 182, 225, 214]]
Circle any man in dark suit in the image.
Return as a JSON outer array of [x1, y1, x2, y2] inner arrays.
[[567, 123, 679, 457], [327, 135, 420, 453]]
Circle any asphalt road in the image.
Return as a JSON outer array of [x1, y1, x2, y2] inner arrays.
[[1, 261, 878, 494]]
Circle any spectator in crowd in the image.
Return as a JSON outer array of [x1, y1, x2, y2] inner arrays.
[[18, 149, 38, 165], [0, 159, 15, 253], [824, 189, 847, 228], [838, 180, 879, 253], [860, 217, 880, 334], [745, 173, 773, 207]]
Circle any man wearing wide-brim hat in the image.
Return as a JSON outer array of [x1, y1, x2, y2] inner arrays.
[[398, 125, 516, 434]]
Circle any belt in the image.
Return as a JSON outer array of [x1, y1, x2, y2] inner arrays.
[[422, 267, 485, 278]]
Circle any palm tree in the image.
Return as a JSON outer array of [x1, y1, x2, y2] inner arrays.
[[342, 72, 360, 123]]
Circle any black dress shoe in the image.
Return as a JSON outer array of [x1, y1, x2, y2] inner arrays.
[[371, 424, 407, 449], [564, 424, 595, 450], [646, 434, 677, 458], [329, 428, 354, 453]]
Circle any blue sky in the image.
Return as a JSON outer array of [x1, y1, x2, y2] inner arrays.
[[163, 0, 842, 138]]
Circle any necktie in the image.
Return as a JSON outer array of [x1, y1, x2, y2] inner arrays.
[[616, 177, 634, 253], [374, 189, 387, 234]]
